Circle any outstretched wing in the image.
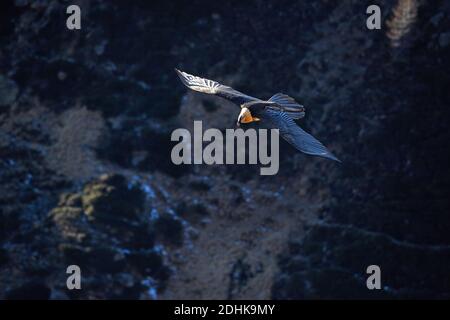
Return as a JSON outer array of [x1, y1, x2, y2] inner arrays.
[[261, 109, 341, 162], [175, 69, 259, 106]]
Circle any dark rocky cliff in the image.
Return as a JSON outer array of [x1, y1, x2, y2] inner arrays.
[[0, 0, 449, 299]]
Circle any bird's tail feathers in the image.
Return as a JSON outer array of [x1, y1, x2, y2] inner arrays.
[[269, 93, 305, 119]]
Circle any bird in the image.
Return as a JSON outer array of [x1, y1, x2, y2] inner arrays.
[[175, 69, 340, 162]]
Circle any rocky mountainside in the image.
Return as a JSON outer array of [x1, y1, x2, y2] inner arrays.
[[0, 0, 449, 299]]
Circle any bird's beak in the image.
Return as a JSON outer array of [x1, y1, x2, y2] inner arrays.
[[237, 108, 247, 126], [236, 114, 242, 126]]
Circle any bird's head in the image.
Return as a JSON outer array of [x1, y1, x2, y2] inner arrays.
[[237, 107, 259, 126]]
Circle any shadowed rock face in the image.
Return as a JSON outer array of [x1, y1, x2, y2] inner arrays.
[[272, 0, 450, 299], [3, 173, 176, 299], [1, 0, 450, 299]]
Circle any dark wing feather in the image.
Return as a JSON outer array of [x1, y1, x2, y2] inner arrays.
[[175, 69, 259, 106], [261, 109, 341, 162]]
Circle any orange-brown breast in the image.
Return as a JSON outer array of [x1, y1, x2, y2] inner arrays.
[[240, 109, 260, 123]]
